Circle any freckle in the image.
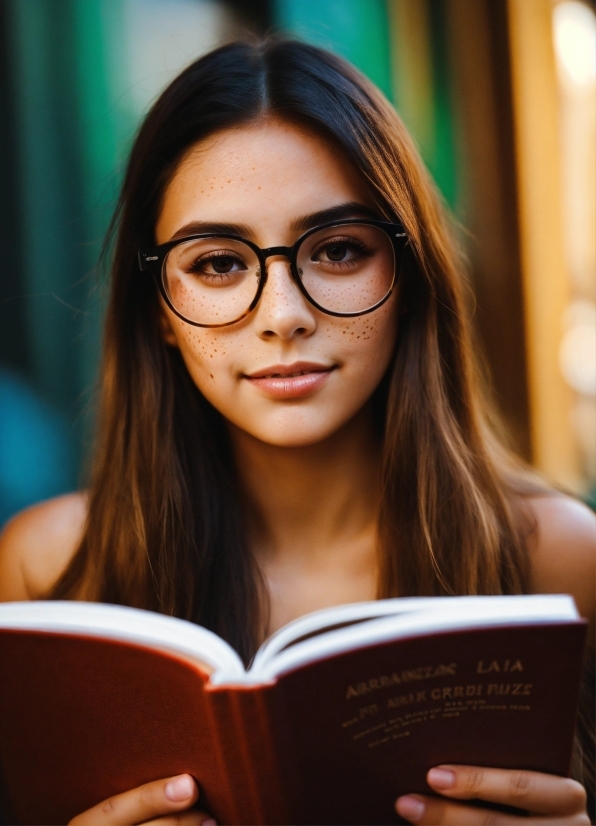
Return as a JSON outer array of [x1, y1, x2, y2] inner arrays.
[[258, 186, 261, 190]]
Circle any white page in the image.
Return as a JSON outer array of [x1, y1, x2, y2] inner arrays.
[[0, 595, 580, 689], [210, 594, 580, 686], [0, 601, 245, 676], [251, 596, 498, 670]]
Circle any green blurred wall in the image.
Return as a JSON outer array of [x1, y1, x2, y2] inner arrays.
[[1, 0, 127, 518], [274, 0, 459, 208], [274, 0, 393, 98]]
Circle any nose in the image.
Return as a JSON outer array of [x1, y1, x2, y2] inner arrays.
[[253, 256, 316, 340]]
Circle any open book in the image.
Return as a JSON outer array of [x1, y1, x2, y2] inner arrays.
[[0, 595, 586, 825]]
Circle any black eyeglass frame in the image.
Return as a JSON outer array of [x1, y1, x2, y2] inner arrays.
[[138, 218, 409, 328]]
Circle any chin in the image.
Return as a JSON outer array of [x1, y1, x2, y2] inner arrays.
[[256, 432, 334, 448], [242, 415, 346, 448]]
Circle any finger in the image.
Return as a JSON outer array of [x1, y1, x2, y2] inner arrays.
[[143, 812, 216, 826], [426, 765, 588, 816], [396, 794, 522, 825], [68, 774, 199, 826]]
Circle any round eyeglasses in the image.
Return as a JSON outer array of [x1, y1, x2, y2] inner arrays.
[[138, 219, 408, 328]]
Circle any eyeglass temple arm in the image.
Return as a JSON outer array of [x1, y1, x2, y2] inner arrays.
[[138, 250, 161, 272]]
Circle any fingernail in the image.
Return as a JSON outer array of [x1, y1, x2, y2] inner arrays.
[[427, 767, 455, 789], [202, 820, 217, 826], [165, 774, 194, 801], [395, 795, 425, 822]]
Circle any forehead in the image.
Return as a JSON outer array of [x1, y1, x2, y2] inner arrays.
[[156, 119, 375, 244]]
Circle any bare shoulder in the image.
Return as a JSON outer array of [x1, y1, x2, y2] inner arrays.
[[527, 494, 596, 624], [0, 493, 87, 601]]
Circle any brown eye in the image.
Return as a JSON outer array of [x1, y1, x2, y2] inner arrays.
[[311, 237, 371, 268], [325, 242, 349, 261], [187, 251, 248, 277], [211, 255, 241, 274]]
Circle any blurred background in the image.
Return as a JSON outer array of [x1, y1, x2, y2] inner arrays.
[[0, 0, 594, 526]]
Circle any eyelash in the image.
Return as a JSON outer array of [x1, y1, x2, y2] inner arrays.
[[186, 251, 246, 275], [311, 237, 372, 261]]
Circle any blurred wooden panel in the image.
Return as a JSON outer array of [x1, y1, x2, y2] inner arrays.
[[507, 0, 579, 486], [446, 0, 532, 459], [388, 0, 435, 160], [388, 0, 459, 207]]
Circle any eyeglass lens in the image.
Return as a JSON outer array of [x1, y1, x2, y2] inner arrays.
[[162, 224, 396, 325]]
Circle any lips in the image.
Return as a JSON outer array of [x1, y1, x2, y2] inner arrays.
[[247, 362, 333, 379], [244, 362, 336, 399]]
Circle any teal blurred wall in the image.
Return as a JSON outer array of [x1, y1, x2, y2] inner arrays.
[[275, 0, 393, 97], [275, 0, 459, 206], [0, 0, 459, 524]]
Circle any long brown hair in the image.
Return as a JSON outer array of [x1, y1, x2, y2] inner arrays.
[[51, 38, 542, 662]]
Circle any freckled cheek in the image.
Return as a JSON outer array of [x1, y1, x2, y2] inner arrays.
[[172, 325, 237, 389], [328, 304, 398, 370]]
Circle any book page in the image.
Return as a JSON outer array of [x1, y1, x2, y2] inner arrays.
[[0, 601, 245, 677], [249, 594, 578, 672], [250, 598, 442, 670], [235, 595, 580, 685]]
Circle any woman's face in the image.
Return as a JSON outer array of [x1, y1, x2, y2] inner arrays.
[[156, 120, 399, 447]]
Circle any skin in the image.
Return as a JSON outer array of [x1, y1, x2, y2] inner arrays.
[[0, 120, 594, 825]]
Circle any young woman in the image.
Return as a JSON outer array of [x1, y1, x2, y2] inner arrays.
[[0, 39, 594, 825]]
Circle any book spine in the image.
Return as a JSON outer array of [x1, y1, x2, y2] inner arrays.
[[205, 688, 255, 825], [227, 689, 271, 824], [230, 685, 290, 825]]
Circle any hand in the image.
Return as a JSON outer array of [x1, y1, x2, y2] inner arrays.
[[395, 765, 590, 824], [68, 773, 215, 826]]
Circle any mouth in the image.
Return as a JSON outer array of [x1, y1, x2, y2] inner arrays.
[[244, 362, 336, 399], [247, 362, 334, 379]]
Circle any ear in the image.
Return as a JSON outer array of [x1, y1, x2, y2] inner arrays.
[[157, 301, 179, 347]]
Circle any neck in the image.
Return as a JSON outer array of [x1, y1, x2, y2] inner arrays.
[[228, 405, 382, 564]]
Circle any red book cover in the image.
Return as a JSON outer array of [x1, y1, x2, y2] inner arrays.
[[0, 596, 587, 825]]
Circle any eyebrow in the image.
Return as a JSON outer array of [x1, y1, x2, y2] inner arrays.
[[169, 221, 253, 241], [290, 202, 380, 232], [167, 201, 380, 243]]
